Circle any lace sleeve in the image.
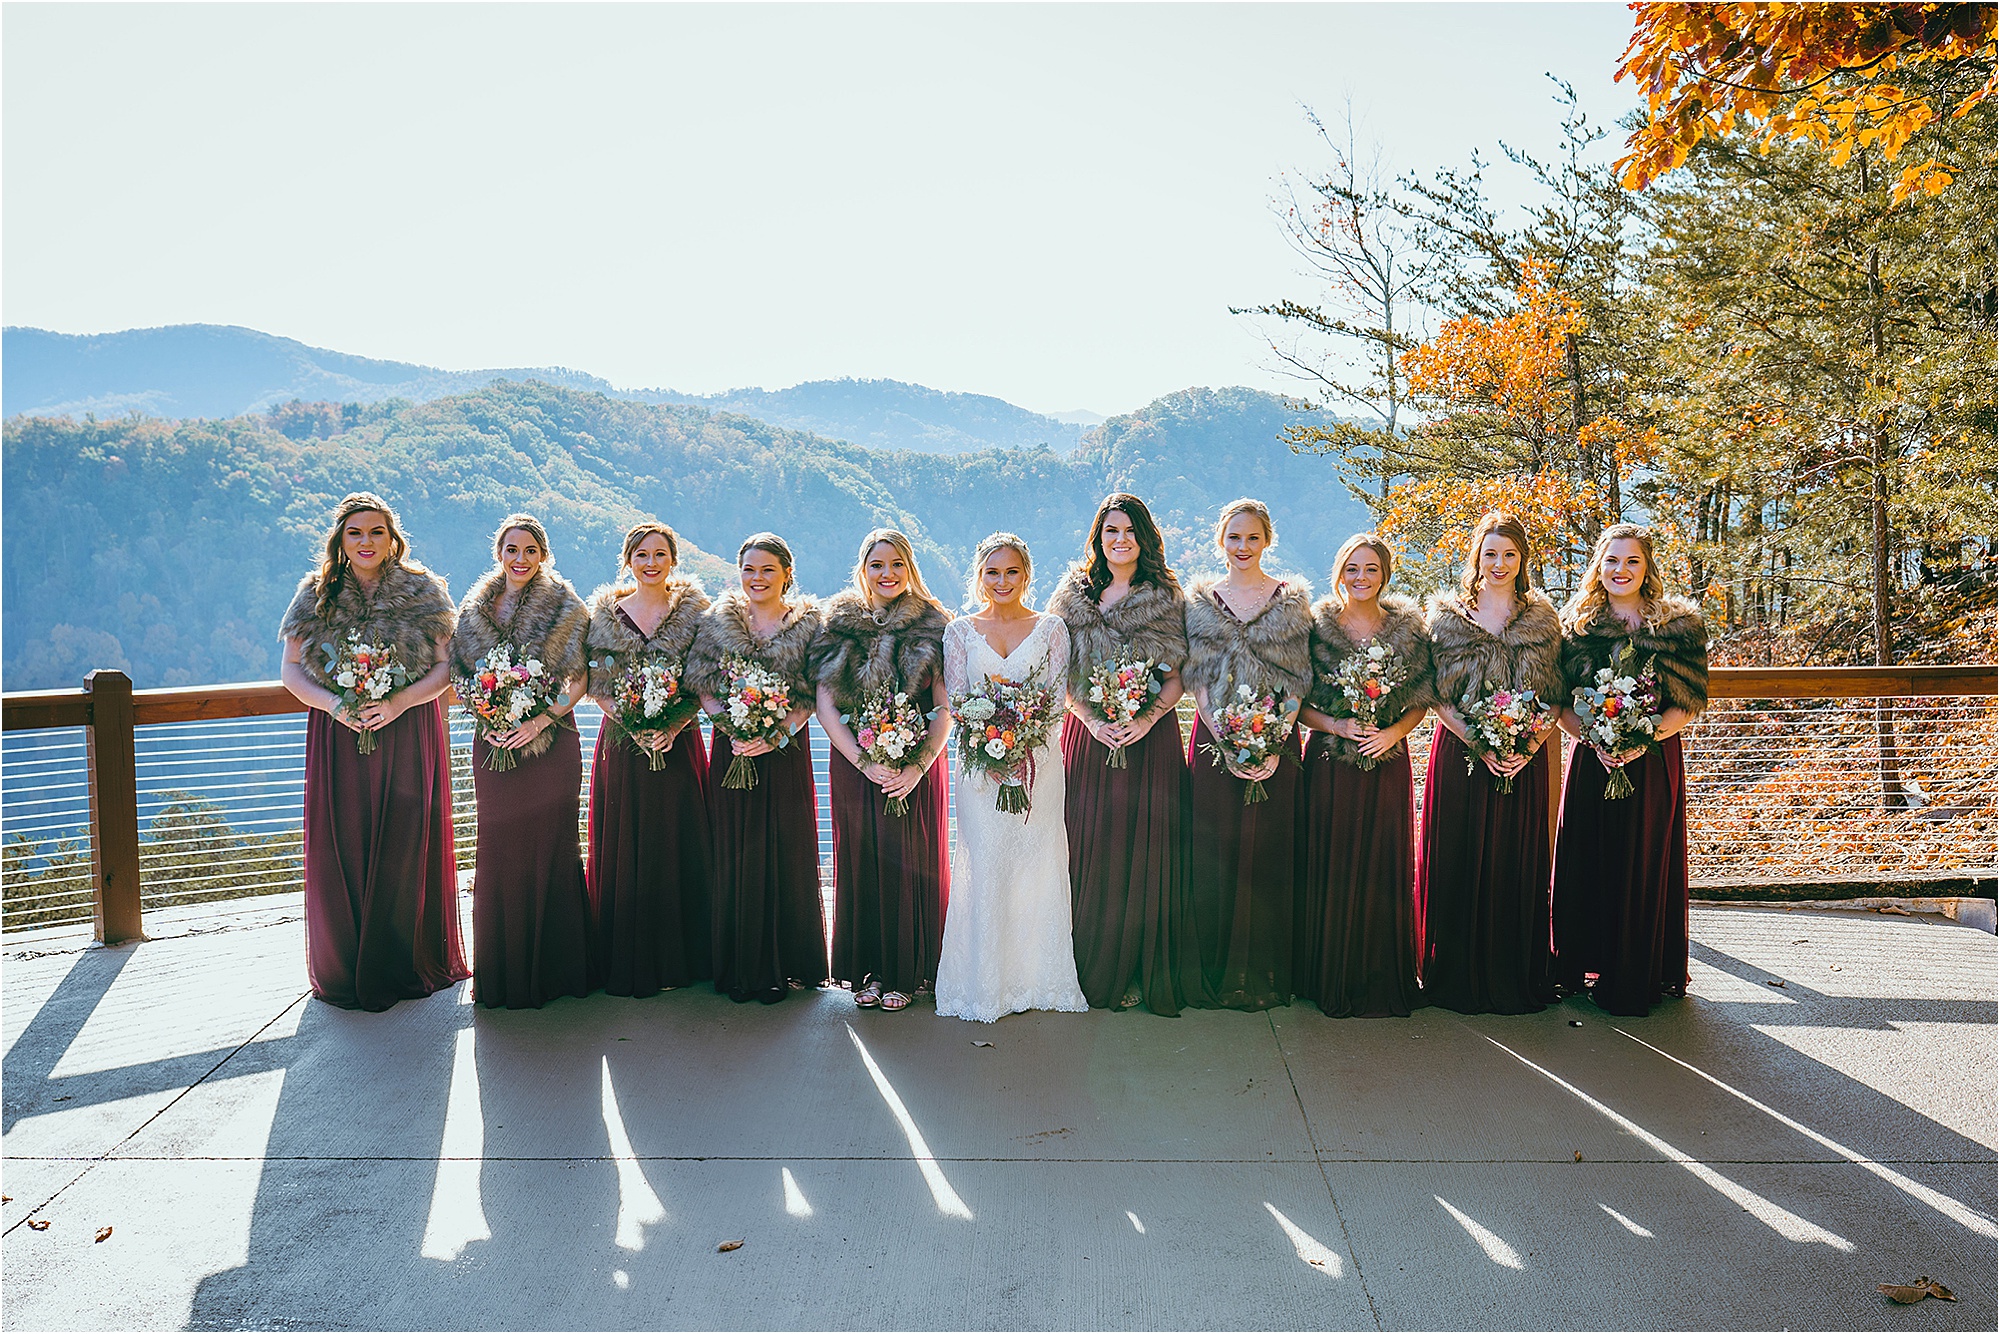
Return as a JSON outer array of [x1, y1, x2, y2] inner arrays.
[[943, 616, 972, 700], [1042, 615, 1071, 696]]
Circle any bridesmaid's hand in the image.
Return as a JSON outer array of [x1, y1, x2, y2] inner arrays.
[[330, 701, 368, 734], [860, 759, 900, 787], [1229, 755, 1280, 783], [353, 697, 403, 731], [1355, 728, 1400, 760], [1332, 717, 1377, 743], [1492, 748, 1532, 778], [1098, 718, 1138, 748], [1481, 749, 1513, 779], [881, 764, 924, 800], [733, 735, 776, 758], [494, 714, 551, 751], [632, 728, 669, 755], [1124, 711, 1159, 744]]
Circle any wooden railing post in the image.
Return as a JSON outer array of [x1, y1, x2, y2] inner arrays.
[[84, 669, 144, 944]]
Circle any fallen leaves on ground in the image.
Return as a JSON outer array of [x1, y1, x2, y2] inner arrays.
[[94, 1227, 112, 1243], [1574, 1151, 1584, 1162], [716, 1240, 744, 1253], [25, 1220, 49, 1231], [971, 1040, 994, 1047], [1878, 1277, 1956, 1304]]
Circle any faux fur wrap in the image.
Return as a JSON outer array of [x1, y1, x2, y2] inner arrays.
[[1182, 577, 1315, 705], [1560, 596, 1710, 716], [450, 567, 590, 759], [277, 561, 456, 692], [1045, 568, 1189, 699], [811, 589, 950, 713], [1307, 593, 1435, 759], [686, 592, 824, 705], [1425, 589, 1565, 710], [583, 579, 710, 704]]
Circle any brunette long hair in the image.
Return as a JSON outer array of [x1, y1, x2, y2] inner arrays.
[[1456, 511, 1533, 601], [1078, 492, 1180, 599], [738, 531, 797, 595], [314, 492, 421, 621]]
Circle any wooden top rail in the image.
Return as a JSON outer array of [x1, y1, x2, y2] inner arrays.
[[3, 665, 1995, 733], [1708, 664, 1997, 698]]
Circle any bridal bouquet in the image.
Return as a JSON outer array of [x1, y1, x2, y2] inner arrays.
[[713, 656, 794, 791], [1322, 640, 1409, 771], [1201, 683, 1300, 805], [1459, 682, 1557, 795], [594, 653, 700, 771], [457, 644, 565, 771], [844, 687, 935, 817], [322, 630, 412, 755], [1083, 657, 1165, 769], [1571, 642, 1663, 799], [951, 670, 1058, 815]]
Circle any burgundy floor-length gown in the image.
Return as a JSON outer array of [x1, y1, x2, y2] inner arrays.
[[302, 699, 468, 1011], [1062, 713, 1210, 1014], [710, 724, 825, 1000], [1188, 714, 1301, 1011], [1296, 734, 1420, 1017], [586, 721, 712, 997], [1550, 738, 1690, 1015], [829, 746, 949, 996], [472, 725, 592, 1009], [1416, 729, 1555, 1015]]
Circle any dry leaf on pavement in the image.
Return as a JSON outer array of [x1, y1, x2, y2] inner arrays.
[[25, 1220, 49, 1231], [717, 1240, 744, 1253], [94, 1227, 113, 1243]]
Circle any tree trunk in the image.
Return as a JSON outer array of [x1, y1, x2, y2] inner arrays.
[[1866, 240, 1902, 806]]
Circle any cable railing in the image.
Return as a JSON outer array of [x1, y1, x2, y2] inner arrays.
[[2, 665, 1993, 937]]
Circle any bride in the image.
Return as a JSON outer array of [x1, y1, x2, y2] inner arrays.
[[936, 534, 1089, 1022]]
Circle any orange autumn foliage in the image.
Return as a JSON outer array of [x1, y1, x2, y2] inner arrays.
[[1400, 260, 1581, 440], [1376, 471, 1597, 575], [1617, 2, 1998, 201]]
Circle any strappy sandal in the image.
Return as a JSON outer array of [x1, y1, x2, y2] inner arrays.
[[1117, 987, 1144, 1011], [854, 980, 883, 1009], [879, 990, 912, 1011]]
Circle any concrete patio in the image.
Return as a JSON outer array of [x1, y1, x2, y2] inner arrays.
[[2, 899, 1994, 1331]]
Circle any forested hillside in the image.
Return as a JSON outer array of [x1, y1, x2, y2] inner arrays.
[[1, 382, 1370, 689]]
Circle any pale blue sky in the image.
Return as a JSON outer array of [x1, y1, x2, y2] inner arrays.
[[3, 2, 1643, 416]]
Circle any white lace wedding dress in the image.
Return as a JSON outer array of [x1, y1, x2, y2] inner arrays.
[[934, 614, 1090, 1023]]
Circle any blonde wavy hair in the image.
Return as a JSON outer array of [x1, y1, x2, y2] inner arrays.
[[1213, 497, 1276, 549], [851, 528, 947, 615], [1328, 533, 1395, 612], [1563, 523, 1667, 630], [964, 532, 1034, 611]]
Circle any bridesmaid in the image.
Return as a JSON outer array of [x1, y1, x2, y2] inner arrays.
[[452, 513, 593, 1010], [583, 521, 712, 998], [687, 533, 825, 1004], [279, 493, 467, 1011], [1048, 492, 1210, 1015], [1295, 534, 1433, 1018], [1183, 498, 1314, 1011], [813, 529, 953, 1013], [1551, 523, 1709, 1015], [1419, 510, 1564, 1015]]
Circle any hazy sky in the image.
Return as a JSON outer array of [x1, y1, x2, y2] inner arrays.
[[4, 2, 1644, 416]]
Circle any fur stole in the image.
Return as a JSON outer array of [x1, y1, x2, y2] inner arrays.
[[1045, 568, 1189, 698], [277, 560, 455, 692], [583, 579, 710, 703], [1308, 594, 1434, 759], [811, 589, 950, 712], [1425, 589, 1565, 710], [686, 592, 824, 705], [1182, 577, 1315, 705], [1561, 595, 1710, 716], [449, 567, 590, 759]]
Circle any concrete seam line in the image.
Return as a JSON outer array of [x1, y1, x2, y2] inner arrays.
[[1267, 1009, 1383, 1330], [1, 988, 310, 1238]]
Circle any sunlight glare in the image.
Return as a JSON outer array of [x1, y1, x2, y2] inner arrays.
[[419, 1026, 490, 1261], [845, 1024, 974, 1220], [601, 1057, 667, 1251], [1263, 1202, 1343, 1278], [1435, 1196, 1525, 1269], [783, 1167, 814, 1219]]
